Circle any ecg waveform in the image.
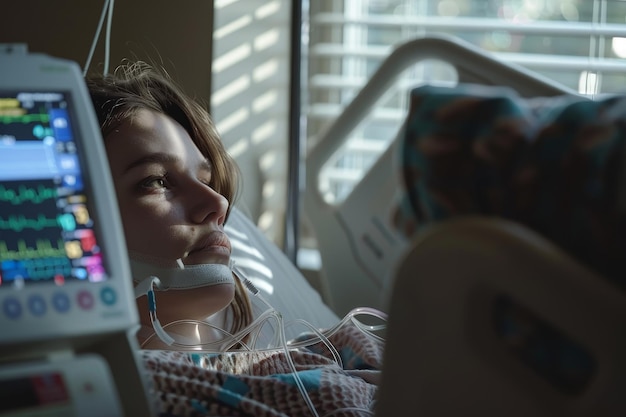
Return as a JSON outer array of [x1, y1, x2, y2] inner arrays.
[[0, 113, 49, 125], [0, 184, 57, 205], [0, 214, 60, 232], [0, 239, 66, 261], [0, 239, 72, 280]]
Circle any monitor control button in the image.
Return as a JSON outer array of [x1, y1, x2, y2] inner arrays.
[[3, 297, 22, 320], [52, 292, 71, 313], [100, 287, 117, 306], [76, 290, 95, 310], [27, 294, 47, 316]]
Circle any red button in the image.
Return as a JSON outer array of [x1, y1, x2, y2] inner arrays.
[[76, 290, 95, 310]]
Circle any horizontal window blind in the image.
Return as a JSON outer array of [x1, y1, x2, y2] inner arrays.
[[304, 0, 626, 206]]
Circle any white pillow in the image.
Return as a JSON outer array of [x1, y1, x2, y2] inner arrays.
[[225, 207, 339, 334]]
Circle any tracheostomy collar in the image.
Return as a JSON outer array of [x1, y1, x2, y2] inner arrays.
[[129, 254, 236, 347], [130, 256, 235, 298]]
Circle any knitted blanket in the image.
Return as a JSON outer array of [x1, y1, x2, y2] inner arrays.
[[141, 324, 382, 417]]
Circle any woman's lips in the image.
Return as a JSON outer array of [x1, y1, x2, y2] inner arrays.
[[184, 231, 231, 264]]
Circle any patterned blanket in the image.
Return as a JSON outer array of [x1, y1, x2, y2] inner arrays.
[[141, 324, 382, 416], [392, 84, 626, 289]]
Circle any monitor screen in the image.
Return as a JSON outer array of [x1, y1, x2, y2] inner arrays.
[[0, 91, 107, 288]]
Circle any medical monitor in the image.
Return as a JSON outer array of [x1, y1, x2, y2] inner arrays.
[[0, 48, 138, 350]]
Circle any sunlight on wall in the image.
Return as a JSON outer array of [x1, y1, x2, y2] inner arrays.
[[212, 0, 290, 246], [212, 75, 250, 107], [213, 43, 252, 73]]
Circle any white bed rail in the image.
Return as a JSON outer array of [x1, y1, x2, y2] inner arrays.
[[304, 33, 576, 316]]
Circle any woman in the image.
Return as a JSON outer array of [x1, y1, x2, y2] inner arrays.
[[87, 62, 382, 416], [88, 62, 253, 348]]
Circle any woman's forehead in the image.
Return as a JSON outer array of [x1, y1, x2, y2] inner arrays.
[[104, 108, 206, 167]]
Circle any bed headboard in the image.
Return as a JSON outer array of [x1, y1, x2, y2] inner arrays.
[[304, 33, 576, 316]]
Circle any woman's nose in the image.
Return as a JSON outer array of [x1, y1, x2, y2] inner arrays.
[[189, 181, 228, 226]]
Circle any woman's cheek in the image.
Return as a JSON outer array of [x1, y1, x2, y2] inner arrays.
[[118, 198, 185, 257], [121, 211, 162, 252]]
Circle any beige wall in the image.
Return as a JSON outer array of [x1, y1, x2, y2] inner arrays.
[[2, 0, 214, 105]]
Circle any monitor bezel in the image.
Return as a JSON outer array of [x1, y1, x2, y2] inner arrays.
[[0, 52, 139, 346]]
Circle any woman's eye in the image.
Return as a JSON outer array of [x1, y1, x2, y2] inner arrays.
[[141, 177, 168, 189]]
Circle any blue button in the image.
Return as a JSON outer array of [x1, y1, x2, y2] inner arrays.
[[27, 295, 47, 316], [52, 292, 71, 313], [3, 297, 22, 320], [100, 287, 117, 306]]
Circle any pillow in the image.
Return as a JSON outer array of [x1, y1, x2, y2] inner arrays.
[[392, 84, 626, 289], [225, 207, 339, 335]]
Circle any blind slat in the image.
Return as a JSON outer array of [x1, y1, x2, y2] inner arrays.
[[312, 13, 626, 38]]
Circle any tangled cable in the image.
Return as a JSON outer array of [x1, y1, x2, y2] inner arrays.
[[140, 270, 387, 417]]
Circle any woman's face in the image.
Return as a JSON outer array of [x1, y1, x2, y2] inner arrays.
[[104, 108, 231, 268]]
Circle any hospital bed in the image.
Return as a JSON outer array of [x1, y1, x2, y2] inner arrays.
[[303, 33, 626, 415], [304, 33, 577, 317]]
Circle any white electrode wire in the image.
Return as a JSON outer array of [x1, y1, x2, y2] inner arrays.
[[145, 279, 175, 346], [349, 316, 386, 344], [139, 273, 251, 350], [286, 319, 344, 369], [238, 271, 380, 365], [287, 307, 388, 349], [231, 273, 327, 416], [138, 266, 277, 351], [158, 295, 385, 355], [103, 0, 115, 75], [238, 274, 283, 349], [142, 273, 385, 353], [234, 273, 342, 367], [158, 319, 253, 351], [142, 308, 278, 351], [83, 0, 111, 76], [157, 310, 324, 416], [274, 310, 320, 417], [248, 316, 280, 350], [83, 0, 115, 76], [141, 300, 322, 416], [141, 271, 376, 417], [236, 273, 375, 357]]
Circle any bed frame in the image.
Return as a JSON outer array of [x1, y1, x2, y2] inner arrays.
[[304, 33, 576, 316], [378, 217, 626, 416]]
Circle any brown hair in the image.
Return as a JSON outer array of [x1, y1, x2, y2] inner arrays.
[[86, 61, 253, 337]]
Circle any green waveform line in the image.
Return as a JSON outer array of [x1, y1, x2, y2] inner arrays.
[[0, 239, 66, 261], [0, 213, 60, 232], [0, 184, 58, 205], [0, 113, 49, 124]]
